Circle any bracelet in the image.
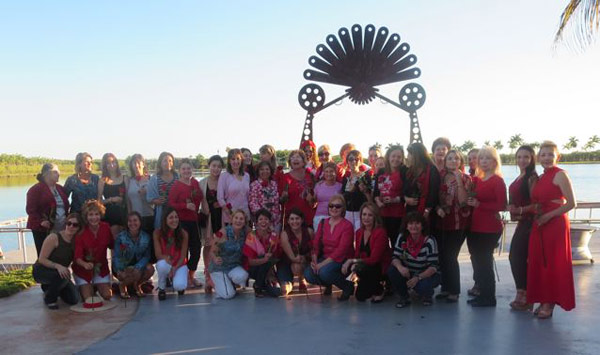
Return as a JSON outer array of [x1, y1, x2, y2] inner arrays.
[[417, 274, 422, 280], [519, 207, 523, 214]]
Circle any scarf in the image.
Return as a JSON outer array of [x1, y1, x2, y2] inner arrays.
[[406, 234, 427, 259]]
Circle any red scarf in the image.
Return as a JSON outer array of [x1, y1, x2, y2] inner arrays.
[[406, 234, 427, 258]]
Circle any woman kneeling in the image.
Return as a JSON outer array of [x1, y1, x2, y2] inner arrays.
[[153, 207, 189, 300], [113, 212, 154, 298], [209, 210, 249, 299], [388, 212, 440, 308]]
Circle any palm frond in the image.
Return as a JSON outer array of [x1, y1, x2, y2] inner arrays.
[[555, 0, 600, 50]]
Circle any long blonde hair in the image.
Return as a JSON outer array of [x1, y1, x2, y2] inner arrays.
[[475, 145, 502, 178]]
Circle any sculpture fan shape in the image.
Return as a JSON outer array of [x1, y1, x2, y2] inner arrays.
[[304, 24, 421, 105]]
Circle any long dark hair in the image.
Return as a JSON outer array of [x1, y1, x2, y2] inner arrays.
[[226, 149, 245, 175], [101, 153, 122, 179], [128, 154, 148, 177], [160, 207, 184, 248], [516, 145, 537, 201], [157, 152, 176, 176], [406, 142, 434, 180]]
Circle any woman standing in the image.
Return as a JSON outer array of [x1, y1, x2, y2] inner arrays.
[[98, 153, 129, 237], [367, 144, 382, 174], [258, 144, 285, 186], [249, 161, 282, 232], [32, 213, 82, 309], [280, 150, 316, 228], [27, 163, 70, 256], [342, 203, 391, 302], [341, 150, 371, 231], [72, 200, 113, 301], [200, 155, 224, 293], [374, 145, 406, 245], [217, 149, 250, 225], [403, 143, 440, 219], [147, 152, 178, 230], [153, 207, 189, 300], [506, 146, 538, 310], [209, 210, 249, 300], [435, 150, 472, 302], [315, 144, 343, 181], [64, 152, 99, 213], [388, 212, 440, 308], [431, 137, 451, 172], [304, 195, 355, 301], [168, 158, 205, 288], [526, 141, 576, 318], [241, 147, 256, 182], [113, 212, 154, 298], [300, 140, 319, 173], [279, 208, 314, 295], [466, 146, 507, 307], [313, 162, 342, 228], [126, 154, 154, 236]]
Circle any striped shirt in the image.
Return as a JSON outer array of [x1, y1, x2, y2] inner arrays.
[[392, 234, 438, 275]]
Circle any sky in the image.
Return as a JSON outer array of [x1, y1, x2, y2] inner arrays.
[[1, 0, 599, 160]]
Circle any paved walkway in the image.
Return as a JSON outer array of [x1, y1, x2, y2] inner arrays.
[[81, 259, 598, 355]]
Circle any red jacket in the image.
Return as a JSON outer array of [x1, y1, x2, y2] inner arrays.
[[354, 226, 392, 274], [168, 179, 203, 222], [72, 222, 113, 282], [26, 182, 69, 231], [470, 175, 507, 234]]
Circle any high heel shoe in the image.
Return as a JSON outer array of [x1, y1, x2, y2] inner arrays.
[[536, 303, 554, 319], [119, 284, 130, 299], [510, 290, 532, 311]]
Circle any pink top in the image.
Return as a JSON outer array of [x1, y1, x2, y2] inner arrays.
[[314, 181, 342, 217], [312, 218, 354, 263], [217, 171, 250, 223]]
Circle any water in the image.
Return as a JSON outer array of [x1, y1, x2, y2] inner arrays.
[[1, 165, 599, 252]]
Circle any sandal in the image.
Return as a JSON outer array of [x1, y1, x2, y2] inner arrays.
[[158, 289, 166, 301], [119, 284, 130, 299], [536, 303, 554, 319], [395, 299, 410, 308], [134, 287, 145, 298]]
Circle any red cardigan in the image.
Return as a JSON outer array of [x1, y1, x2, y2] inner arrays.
[[26, 182, 69, 231], [354, 226, 392, 274], [470, 175, 507, 234], [168, 179, 203, 222], [72, 222, 113, 282]]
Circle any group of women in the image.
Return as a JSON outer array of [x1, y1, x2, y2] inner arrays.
[[27, 139, 576, 319]]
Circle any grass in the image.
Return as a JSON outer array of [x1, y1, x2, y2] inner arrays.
[[0, 266, 36, 298]]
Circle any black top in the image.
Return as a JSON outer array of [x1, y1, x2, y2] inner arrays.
[[341, 172, 372, 212], [47, 233, 74, 267]]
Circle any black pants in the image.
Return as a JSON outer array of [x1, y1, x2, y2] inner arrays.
[[181, 221, 201, 272], [355, 263, 384, 301], [382, 217, 402, 247], [387, 265, 440, 299], [466, 231, 501, 300], [32, 263, 79, 305], [32, 230, 49, 257], [249, 261, 280, 296], [509, 220, 532, 290], [438, 229, 466, 295], [141, 216, 157, 264]]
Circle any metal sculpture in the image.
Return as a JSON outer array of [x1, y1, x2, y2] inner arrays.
[[298, 24, 426, 145]]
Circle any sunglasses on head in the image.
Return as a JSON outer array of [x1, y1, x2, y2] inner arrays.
[[66, 221, 80, 228], [328, 204, 343, 209]]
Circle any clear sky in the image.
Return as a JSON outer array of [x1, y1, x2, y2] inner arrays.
[[1, 0, 599, 160]]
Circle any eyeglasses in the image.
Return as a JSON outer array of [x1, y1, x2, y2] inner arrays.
[[66, 221, 80, 228], [328, 204, 343, 209], [347, 157, 356, 162], [319, 152, 330, 157]]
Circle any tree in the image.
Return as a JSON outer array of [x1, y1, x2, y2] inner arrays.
[[529, 141, 541, 150], [555, 1, 600, 50], [460, 140, 476, 153], [493, 140, 504, 151], [563, 136, 579, 151], [483, 140, 491, 146], [195, 154, 206, 168], [583, 135, 600, 151], [385, 142, 403, 151], [508, 134, 524, 151]]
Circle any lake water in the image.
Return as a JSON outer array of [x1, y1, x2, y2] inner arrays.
[[1, 164, 599, 253]]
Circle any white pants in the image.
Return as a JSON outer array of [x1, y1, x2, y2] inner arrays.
[[156, 259, 188, 291], [210, 266, 248, 300], [74, 273, 111, 286], [345, 211, 361, 232]]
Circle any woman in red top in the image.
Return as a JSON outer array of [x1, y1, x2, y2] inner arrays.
[[315, 144, 343, 182], [72, 200, 114, 301], [374, 145, 406, 245], [304, 194, 355, 301], [279, 208, 314, 295], [435, 150, 472, 302], [300, 140, 319, 173], [26, 163, 70, 256], [403, 143, 440, 220], [279, 150, 316, 228], [466, 146, 507, 307], [506, 146, 538, 310], [527, 141, 576, 319], [168, 158, 206, 288], [342, 202, 391, 302]]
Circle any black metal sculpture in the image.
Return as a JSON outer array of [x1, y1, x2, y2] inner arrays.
[[298, 24, 426, 145]]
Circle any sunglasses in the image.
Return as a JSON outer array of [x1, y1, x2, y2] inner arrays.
[[319, 152, 330, 157], [66, 221, 80, 228], [328, 204, 343, 209]]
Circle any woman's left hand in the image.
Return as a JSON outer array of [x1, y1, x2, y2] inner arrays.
[[341, 260, 352, 275], [405, 197, 418, 206], [466, 197, 479, 207], [406, 276, 419, 289], [537, 212, 553, 226], [186, 202, 196, 211]]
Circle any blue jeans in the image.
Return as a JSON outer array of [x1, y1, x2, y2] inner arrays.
[[387, 265, 440, 299], [303, 260, 352, 291]]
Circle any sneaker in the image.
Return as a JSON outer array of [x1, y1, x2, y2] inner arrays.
[[158, 289, 166, 301], [46, 302, 59, 310]]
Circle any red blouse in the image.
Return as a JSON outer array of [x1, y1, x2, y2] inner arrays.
[[73, 222, 113, 282], [374, 171, 405, 218], [168, 178, 203, 222], [470, 175, 507, 234], [280, 170, 316, 227], [158, 230, 187, 267], [354, 226, 392, 274], [312, 218, 354, 263], [438, 170, 472, 231]]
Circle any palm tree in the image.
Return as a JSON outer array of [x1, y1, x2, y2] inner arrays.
[[529, 141, 542, 150], [484, 140, 491, 146], [508, 134, 524, 152], [460, 140, 476, 153], [563, 136, 579, 151], [493, 140, 504, 151], [583, 135, 600, 151], [555, 1, 600, 49]]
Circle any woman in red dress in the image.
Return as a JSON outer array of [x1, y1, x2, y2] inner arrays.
[[527, 141, 576, 318], [279, 150, 316, 228]]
